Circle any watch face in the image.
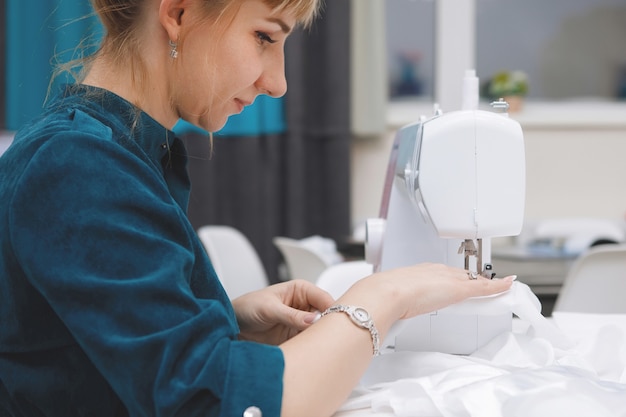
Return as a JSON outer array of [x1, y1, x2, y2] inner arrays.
[[353, 307, 370, 322]]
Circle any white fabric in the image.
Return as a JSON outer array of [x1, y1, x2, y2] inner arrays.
[[334, 282, 626, 417], [298, 235, 344, 266]]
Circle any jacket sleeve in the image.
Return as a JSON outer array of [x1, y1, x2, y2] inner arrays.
[[8, 127, 284, 417]]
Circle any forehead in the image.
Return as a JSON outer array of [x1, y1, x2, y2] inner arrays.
[[189, 0, 316, 35], [261, 0, 319, 27], [228, 0, 296, 31]]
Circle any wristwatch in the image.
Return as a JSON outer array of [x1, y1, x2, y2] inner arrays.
[[321, 305, 380, 356]]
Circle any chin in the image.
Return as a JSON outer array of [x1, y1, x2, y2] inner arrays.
[[202, 111, 232, 132], [192, 116, 226, 134]]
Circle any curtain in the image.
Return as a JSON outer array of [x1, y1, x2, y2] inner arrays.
[[4, 0, 99, 130], [184, 1, 352, 282], [0, 0, 5, 129]]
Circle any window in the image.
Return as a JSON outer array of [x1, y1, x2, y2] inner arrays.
[[385, 0, 435, 101], [386, 0, 626, 102]]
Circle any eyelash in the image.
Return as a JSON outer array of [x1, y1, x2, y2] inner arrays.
[[256, 31, 277, 44]]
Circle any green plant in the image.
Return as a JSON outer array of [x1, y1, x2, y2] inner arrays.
[[487, 70, 529, 98]]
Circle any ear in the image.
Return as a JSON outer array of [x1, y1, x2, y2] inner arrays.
[[159, 0, 187, 42]]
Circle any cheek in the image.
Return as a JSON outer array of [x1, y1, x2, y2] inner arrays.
[[182, 55, 214, 94], [172, 57, 216, 107], [219, 41, 264, 87]]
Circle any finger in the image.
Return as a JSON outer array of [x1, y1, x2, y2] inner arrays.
[[466, 275, 515, 297], [273, 303, 318, 332], [292, 280, 335, 312]]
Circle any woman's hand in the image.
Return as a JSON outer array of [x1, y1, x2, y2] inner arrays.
[[232, 280, 335, 345], [344, 263, 515, 323]]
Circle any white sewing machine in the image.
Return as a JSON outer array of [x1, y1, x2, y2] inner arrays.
[[365, 70, 526, 354]]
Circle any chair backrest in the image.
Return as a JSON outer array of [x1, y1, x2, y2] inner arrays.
[[273, 236, 333, 283], [553, 244, 626, 313], [315, 260, 374, 298], [197, 225, 269, 299]]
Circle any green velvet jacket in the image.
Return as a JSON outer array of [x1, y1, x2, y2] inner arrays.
[[0, 85, 284, 417]]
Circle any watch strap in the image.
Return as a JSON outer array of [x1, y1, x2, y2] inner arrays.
[[321, 304, 380, 356]]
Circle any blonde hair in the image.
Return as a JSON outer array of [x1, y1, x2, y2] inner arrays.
[[89, 0, 320, 78]]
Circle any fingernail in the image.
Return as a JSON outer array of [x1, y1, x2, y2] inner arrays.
[[305, 312, 322, 324], [503, 275, 517, 282]]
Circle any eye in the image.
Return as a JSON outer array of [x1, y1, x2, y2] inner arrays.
[[256, 31, 277, 44]]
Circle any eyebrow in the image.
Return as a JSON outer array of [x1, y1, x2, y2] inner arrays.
[[268, 17, 292, 34]]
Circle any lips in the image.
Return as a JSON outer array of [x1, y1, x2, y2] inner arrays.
[[234, 98, 252, 113]]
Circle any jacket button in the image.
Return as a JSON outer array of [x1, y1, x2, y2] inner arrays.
[[243, 406, 262, 417]]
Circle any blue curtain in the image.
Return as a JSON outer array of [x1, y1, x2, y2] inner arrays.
[[5, 0, 285, 135], [5, 0, 98, 130]]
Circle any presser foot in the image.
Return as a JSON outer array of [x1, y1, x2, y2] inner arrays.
[[458, 239, 496, 279]]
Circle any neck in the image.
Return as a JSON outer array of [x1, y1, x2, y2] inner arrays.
[[82, 55, 178, 130]]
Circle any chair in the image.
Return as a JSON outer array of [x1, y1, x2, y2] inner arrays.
[[553, 244, 626, 314], [315, 260, 374, 298], [273, 236, 338, 283], [197, 225, 269, 299]]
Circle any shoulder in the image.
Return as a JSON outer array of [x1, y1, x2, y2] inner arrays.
[[10, 89, 152, 170], [10, 111, 125, 182], [9, 100, 118, 165], [4, 105, 158, 216], [13, 85, 146, 153]]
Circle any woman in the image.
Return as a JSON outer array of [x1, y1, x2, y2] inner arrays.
[[0, 0, 513, 416]]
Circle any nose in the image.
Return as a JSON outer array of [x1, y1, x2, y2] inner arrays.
[[256, 52, 288, 98]]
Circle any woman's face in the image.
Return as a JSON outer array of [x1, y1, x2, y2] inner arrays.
[[172, 0, 295, 132]]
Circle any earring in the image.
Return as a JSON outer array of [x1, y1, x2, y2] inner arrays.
[[169, 39, 178, 59]]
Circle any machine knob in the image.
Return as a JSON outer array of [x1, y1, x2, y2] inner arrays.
[[489, 98, 510, 113], [365, 218, 386, 266]]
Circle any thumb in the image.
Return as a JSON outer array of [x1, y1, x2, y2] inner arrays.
[[276, 305, 320, 331]]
